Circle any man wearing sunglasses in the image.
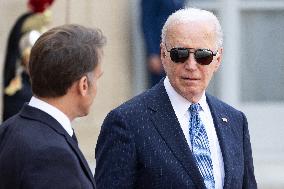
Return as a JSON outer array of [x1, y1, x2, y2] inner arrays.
[[95, 8, 257, 189]]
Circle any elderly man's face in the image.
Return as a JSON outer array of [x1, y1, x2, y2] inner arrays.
[[161, 21, 223, 103]]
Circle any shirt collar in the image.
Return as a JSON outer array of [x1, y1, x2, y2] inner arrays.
[[164, 76, 207, 115], [29, 96, 73, 136]]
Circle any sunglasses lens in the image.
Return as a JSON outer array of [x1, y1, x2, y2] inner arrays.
[[194, 49, 213, 65], [170, 48, 189, 63], [169, 47, 215, 65]]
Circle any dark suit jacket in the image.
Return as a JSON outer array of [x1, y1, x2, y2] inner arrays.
[[95, 80, 257, 189], [0, 104, 96, 189]]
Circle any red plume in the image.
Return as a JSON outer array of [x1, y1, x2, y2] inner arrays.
[[28, 0, 54, 13]]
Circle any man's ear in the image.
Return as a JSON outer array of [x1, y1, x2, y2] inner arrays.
[[78, 75, 89, 96], [214, 47, 223, 71], [160, 43, 166, 58], [160, 43, 167, 67]]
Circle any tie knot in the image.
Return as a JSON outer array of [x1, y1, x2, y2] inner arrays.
[[189, 103, 201, 113]]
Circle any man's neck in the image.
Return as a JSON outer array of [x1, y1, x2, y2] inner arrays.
[[35, 96, 76, 121]]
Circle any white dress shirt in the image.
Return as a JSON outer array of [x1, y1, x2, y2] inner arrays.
[[164, 77, 224, 189], [29, 96, 73, 137]]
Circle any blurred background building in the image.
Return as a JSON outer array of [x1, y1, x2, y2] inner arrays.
[[1, 0, 284, 188]]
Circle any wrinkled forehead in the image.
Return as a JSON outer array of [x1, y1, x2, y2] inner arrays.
[[165, 21, 217, 46]]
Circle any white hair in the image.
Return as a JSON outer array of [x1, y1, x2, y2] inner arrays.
[[161, 7, 223, 48]]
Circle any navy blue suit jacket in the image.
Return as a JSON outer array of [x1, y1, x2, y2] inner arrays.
[[0, 104, 96, 189], [95, 80, 257, 189]]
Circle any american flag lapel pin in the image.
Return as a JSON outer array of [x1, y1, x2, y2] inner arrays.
[[221, 117, 228, 123]]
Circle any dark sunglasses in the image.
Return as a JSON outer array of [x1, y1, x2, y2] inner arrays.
[[166, 47, 218, 65]]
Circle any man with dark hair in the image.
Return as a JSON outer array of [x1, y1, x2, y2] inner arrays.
[[0, 24, 106, 189]]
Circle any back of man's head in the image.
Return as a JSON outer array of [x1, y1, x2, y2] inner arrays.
[[29, 24, 106, 98]]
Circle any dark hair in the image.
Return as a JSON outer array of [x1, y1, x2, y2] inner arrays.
[[29, 24, 106, 97]]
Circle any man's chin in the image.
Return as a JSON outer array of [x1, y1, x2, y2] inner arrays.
[[179, 89, 203, 102]]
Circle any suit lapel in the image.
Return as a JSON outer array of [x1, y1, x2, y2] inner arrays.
[[146, 81, 205, 189], [20, 104, 96, 188], [206, 95, 235, 189], [64, 133, 96, 188]]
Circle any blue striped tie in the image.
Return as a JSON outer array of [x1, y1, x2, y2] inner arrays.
[[189, 103, 215, 189]]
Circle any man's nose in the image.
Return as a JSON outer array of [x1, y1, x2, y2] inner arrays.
[[184, 52, 198, 70]]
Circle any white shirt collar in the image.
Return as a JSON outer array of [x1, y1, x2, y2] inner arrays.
[[28, 96, 73, 136]]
